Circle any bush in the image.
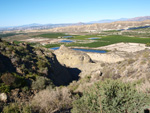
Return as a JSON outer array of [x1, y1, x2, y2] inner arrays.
[[12, 74, 27, 88], [3, 103, 20, 113], [72, 79, 150, 113], [146, 43, 150, 47], [32, 87, 73, 113], [2, 103, 32, 113], [31, 76, 54, 90], [37, 57, 50, 69], [0, 83, 10, 93], [1, 73, 27, 89], [1, 73, 16, 85]]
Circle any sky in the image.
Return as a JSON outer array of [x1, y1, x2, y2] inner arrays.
[[0, 0, 150, 27]]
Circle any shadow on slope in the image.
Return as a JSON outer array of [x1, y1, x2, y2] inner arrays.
[[0, 53, 16, 74]]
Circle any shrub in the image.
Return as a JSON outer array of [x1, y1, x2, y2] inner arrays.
[[31, 76, 54, 90], [2, 103, 32, 113], [1, 73, 27, 89], [146, 43, 150, 47], [3, 103, 20, 113], [32, 87, 73, 113], [12, 74, 27, 88], [36, 57, 50, 69], [72, 79, 150, 113], [1, 73, 16, 85], [0, 83, 10, 93]]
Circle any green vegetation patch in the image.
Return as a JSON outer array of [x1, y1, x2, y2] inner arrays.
[[103, 30, 119, 32], [13, 40, 38, 46], [0, 40, 56, 93], [44, 43, 61, 48], [74, 35, 101, 40], [0, 33, 26, 38], [70, 35, 150, 47], [33, 33, 70, 38], [43, 35, 150, 48], [72, 79, 150, 113]]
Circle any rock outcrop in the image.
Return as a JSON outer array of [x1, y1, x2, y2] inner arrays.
[[54, 45, 93, 67], [54, 45, 104, 79], [47, 52, 73, 85], [0, 93, 7, 102]]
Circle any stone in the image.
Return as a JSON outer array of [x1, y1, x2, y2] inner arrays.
[[54, 45, 93, 67], [0, 93, 7, 102]]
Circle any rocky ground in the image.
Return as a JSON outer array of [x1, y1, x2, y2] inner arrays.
[[1, 39, 150, 112], [54, 45, 150, 92]]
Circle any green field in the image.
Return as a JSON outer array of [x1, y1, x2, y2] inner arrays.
[[71, 35, 150, 47], [13, 40, 38, 46], [35, 33, 101, 40], [5, 32, 150, 48], [33, 33, 73, 38], [0, 33, 25, 38], [44, 35, 150, 48], [73, 35, 101, 40]]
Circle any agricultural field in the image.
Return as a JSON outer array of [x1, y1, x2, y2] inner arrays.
[[0, 33, 26, 38], [33, 33, 74, 38], [41, 34, 150, 48], [2, 31, 150, 48], [71, 35, 150, 47]]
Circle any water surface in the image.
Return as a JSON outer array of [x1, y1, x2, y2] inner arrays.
[[88, 37, 100, 40], [63, 36, 73, 38], [60, 40, 74, 43], [50, 47, 106, 53], [72, 48, 106, 53]]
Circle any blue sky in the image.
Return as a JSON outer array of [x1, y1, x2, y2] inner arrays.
[[0, 0, 150, 27]]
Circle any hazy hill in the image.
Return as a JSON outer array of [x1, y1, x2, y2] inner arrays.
[[1, 16, 150, 31], [48, 20, 150, 33], [127, 16, 150, 21], [88, 18, 128, 23]]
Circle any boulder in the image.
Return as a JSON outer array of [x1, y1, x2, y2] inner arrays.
[[0, 93, 7, 102], [54, 45, 93, 67]]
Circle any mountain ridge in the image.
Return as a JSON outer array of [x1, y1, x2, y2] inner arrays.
[[1, 16, 150, 31], [47, 20, 150, 33]]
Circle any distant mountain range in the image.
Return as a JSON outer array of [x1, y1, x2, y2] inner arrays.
[[88, 16, 150, 23], [0, 16, 150, 31], [47, 20, 150, 33], [0, 23, 87, 31], [88, 18, 128, 23], [127, 16, 150, 21]]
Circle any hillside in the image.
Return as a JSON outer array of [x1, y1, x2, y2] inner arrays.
[[127, 16, 150, 21], [0, 40, 150, 112], [88, 16, 150, 23], [47, 20, 150, 33]]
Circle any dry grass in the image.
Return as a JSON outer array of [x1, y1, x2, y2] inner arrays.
[[32, 87, 73, 113], [136, 80, 150, 93]]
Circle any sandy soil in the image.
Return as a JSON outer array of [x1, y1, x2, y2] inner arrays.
[[86, 42, 150, 62], [87, 52, 124, 63], [96, 42, 150, 52]]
